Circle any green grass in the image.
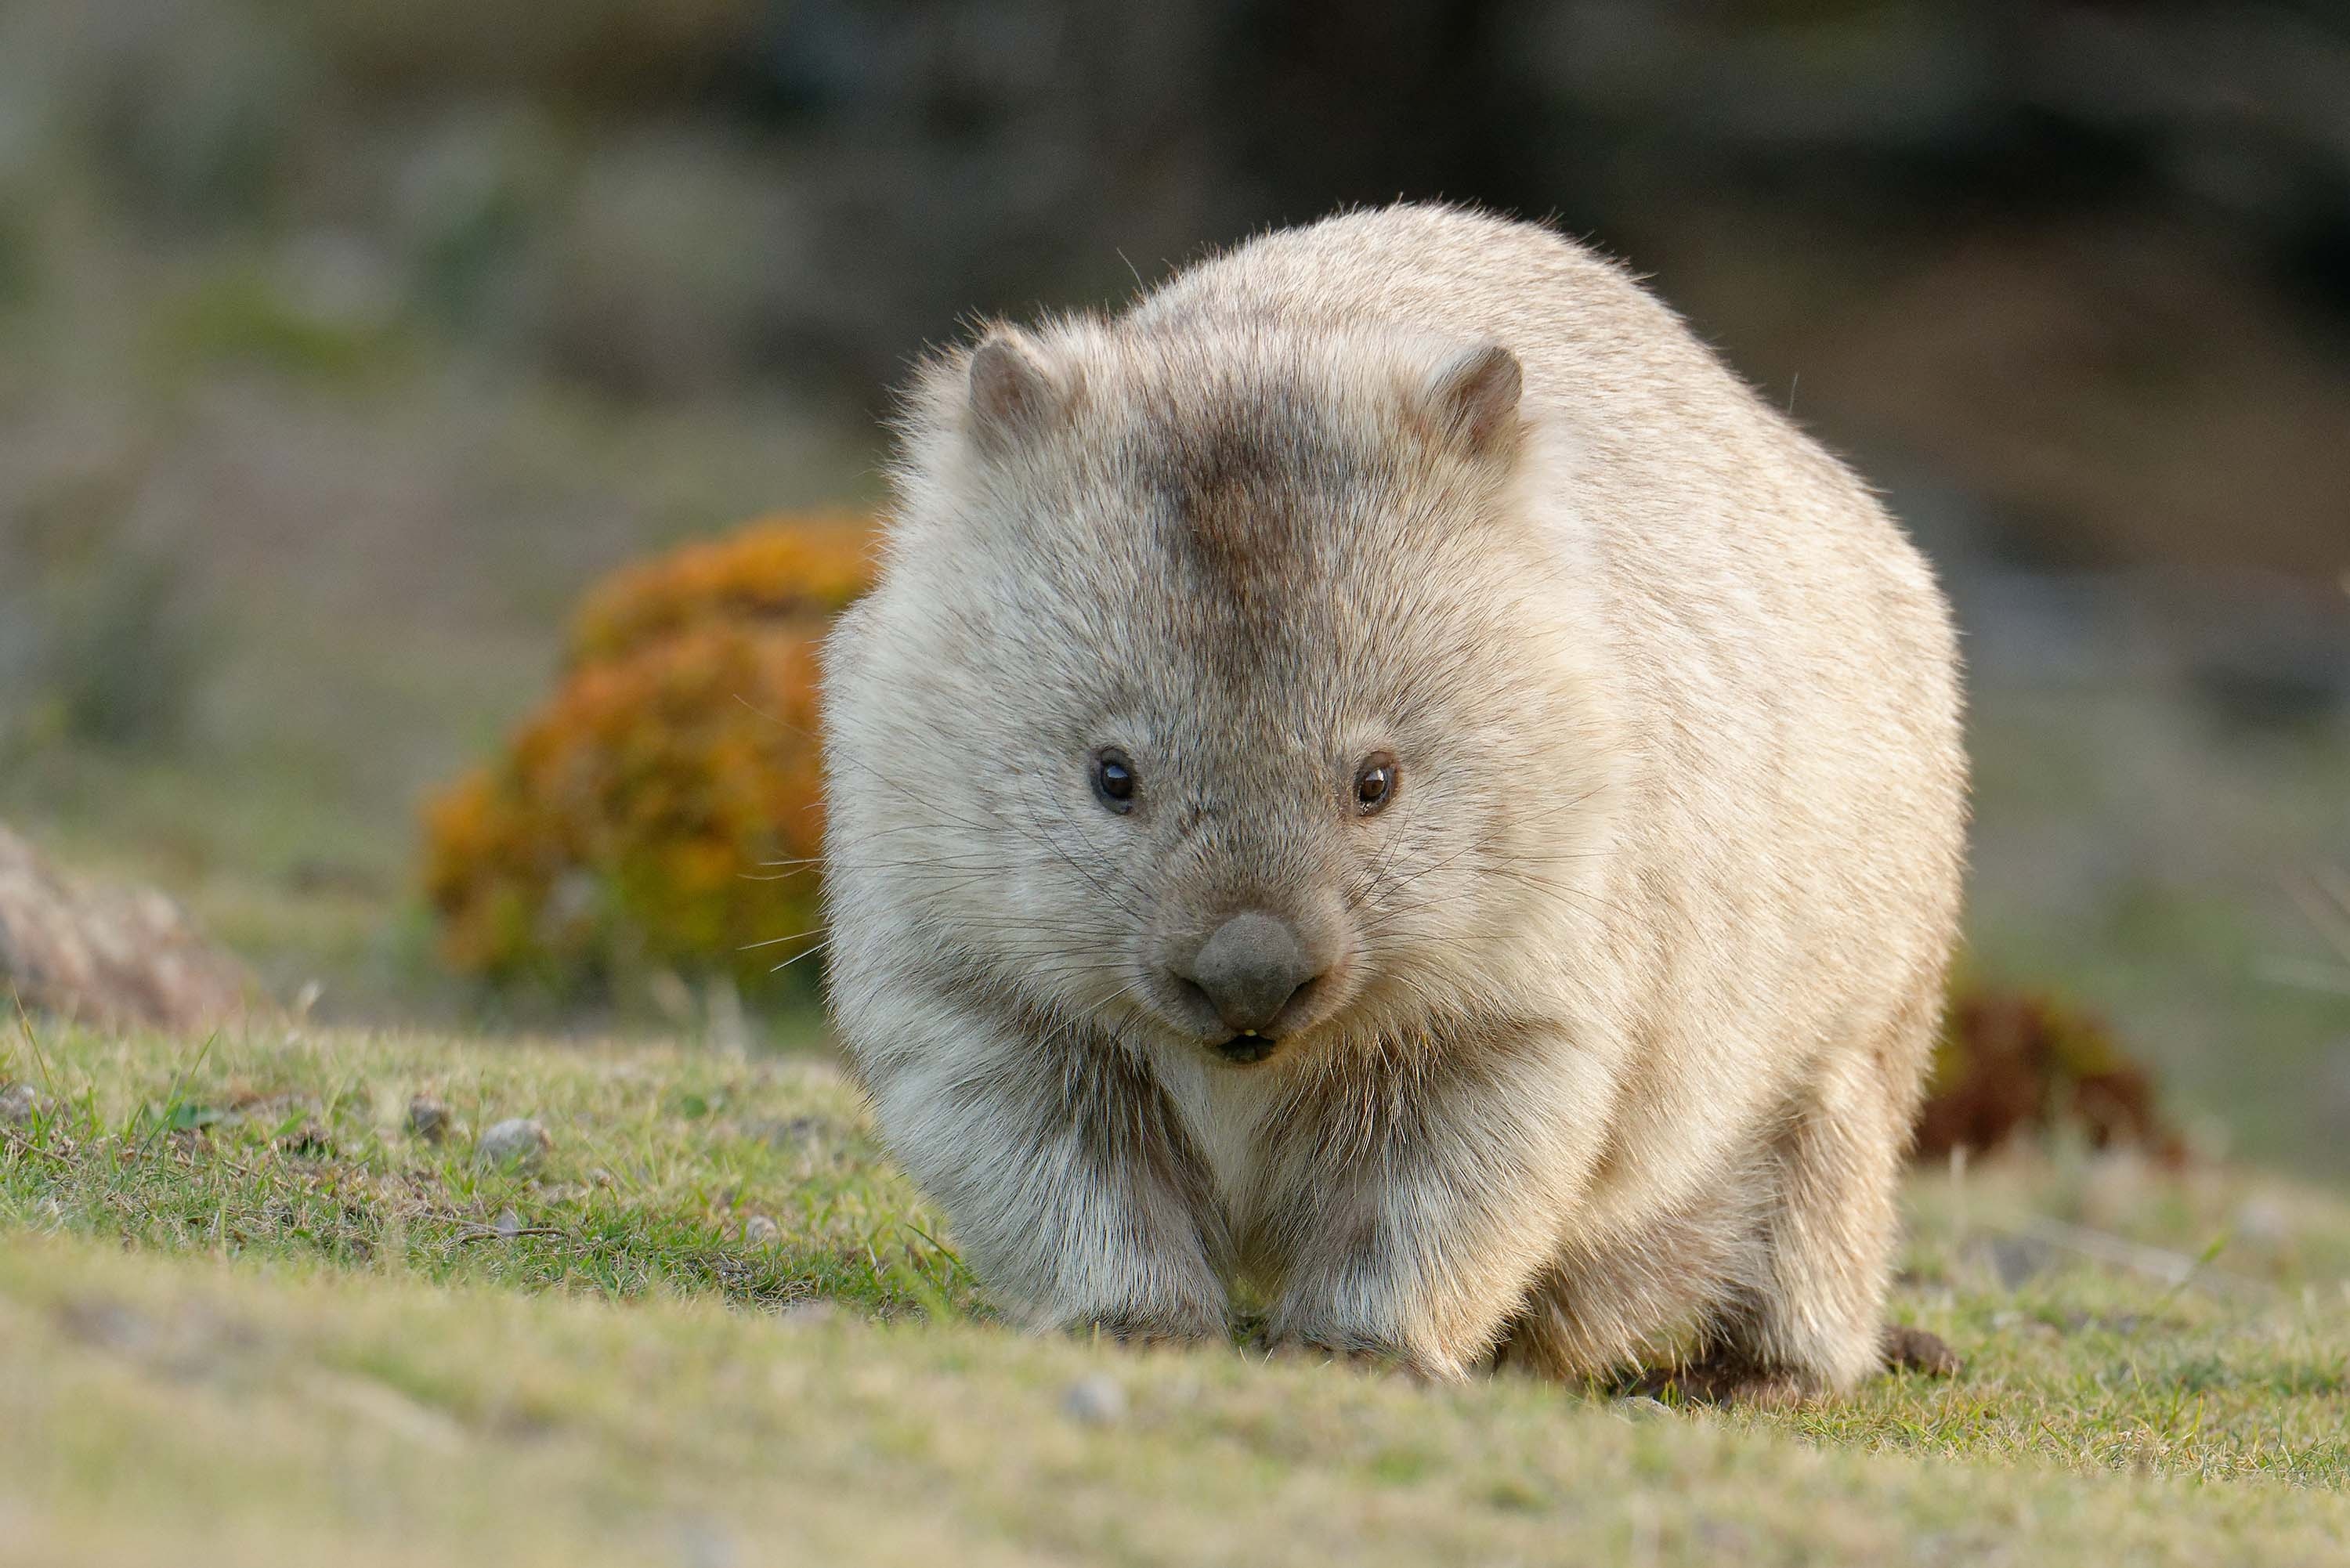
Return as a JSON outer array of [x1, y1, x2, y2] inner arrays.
[[5, 1023, 2350, 1565], [0, 1021, 943, 1317]]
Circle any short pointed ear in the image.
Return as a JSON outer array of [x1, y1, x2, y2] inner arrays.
[[1420, 342, 1523, 456], [963, 328, 1068, 453]]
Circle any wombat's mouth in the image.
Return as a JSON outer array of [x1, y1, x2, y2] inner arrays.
[[1211, 1031, 1278, 1066]]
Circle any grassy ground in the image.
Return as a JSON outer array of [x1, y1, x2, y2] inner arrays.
[[5, 1022, 2348, 1565]]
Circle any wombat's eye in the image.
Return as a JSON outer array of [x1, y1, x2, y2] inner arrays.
[[1354, 752, 1397, 815], [1090, 748, 1137, 813]]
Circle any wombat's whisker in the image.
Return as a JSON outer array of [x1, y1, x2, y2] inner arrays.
[[739, 928, 826, 951], [768, 939, 832, 973]]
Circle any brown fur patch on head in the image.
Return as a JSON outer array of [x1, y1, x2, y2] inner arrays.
[[1123, 359, 1365, 615]]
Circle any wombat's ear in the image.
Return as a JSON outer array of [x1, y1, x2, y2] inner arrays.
[[963, 328, 1068, 453], [1419, 342, 1523, 457]]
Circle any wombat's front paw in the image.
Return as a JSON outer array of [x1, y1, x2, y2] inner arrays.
[[1068, 1292, 1227, 1352], [1090, 1317, 1217, 1352]]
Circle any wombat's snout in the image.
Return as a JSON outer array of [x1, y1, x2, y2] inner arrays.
[[1167, 911, 1326, 1055]]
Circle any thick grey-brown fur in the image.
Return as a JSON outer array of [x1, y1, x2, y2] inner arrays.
[[820, 204, 1966, 1395]]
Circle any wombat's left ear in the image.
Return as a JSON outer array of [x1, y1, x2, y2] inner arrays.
[[1419, 342, 1523, 457], [963, 328, 1070, 453]]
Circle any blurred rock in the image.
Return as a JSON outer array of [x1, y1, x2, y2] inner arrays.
[[2231, 1194, 2294, 1248], [475, 1116, 551, 1171], [1987, 1236, 2052, 1292], [1061, 1373, 1126, 1426], [0, 1081, 37, 1125], [742, 1213, 780, 1246], [0, 822, 253, 1033], [406, 1092, 450, 1143]]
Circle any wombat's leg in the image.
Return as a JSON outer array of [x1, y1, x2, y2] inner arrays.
[[1260, 1035, 1610, 1380], [1496, 1198, 1744, 1385], [1705, 1020, 1927, 1398], [862, 1008, 1229, 1342]]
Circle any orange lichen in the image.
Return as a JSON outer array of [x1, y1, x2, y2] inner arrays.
[[421, 513, 873, 995], [567, 511, 873, 666]]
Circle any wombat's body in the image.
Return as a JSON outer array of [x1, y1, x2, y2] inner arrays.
[[822, 205, 1965, 1396]]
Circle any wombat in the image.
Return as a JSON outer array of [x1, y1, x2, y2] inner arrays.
[[821, 204, 1965, 1400]]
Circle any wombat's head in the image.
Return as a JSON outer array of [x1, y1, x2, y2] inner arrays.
[[823, 320, 1617, 1067]]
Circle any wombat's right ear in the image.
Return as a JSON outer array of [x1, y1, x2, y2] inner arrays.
[[1418, 342, 1523, 458], [963, 329, 1068, 453]]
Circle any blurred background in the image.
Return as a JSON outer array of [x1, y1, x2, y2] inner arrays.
[[0, 2, 2344, 1169]]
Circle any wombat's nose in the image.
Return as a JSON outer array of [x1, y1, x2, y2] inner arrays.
[[1172, 911, 1321, 1037]]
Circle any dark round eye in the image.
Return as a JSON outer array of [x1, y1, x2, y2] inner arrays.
[[1090, 748, 1137, 813], [1354, 752, 1397, 815]]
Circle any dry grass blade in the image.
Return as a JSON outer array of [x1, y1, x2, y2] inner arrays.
[[9, 988, 56, 1099], [2272, 869, 2350, 995]]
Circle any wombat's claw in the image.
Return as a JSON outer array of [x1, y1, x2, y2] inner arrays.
[[1261, 1336, 1430, 1382], [1880, 1323, 1961, 1378], [1090, 1317, 1211, 1352]]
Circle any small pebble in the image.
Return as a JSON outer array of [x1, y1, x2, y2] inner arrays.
[[1617, 1396, 1676, 1422], [669, 1518, 739, 1568], [0, 1082, 37, 1125], [494, 1207, 525, 1239], [406, 1093, 450, 1143], [743, 1214, 781, 1246], [1061, 1374, 1127, 1426], [475, 1117, 551, 1171], [2234, 1195, 2293, 1247]]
